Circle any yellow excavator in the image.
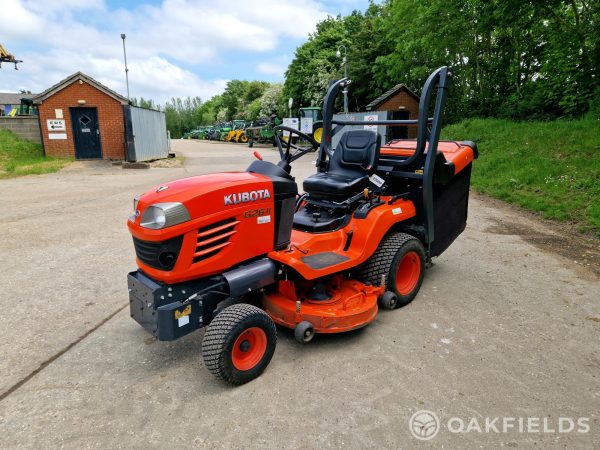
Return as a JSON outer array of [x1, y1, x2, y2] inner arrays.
[[0, 43, 22, 69]]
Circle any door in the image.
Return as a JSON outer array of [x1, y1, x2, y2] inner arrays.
[[70, 107, 102, 159], [389, 110, 410, 141]]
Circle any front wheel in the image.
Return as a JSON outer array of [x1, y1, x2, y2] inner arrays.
[[202, 304, 277, 384], [355, 233, 426, 308]]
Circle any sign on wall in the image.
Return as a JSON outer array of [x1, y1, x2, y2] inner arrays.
[[47, 119, 66, 131], [48, 133, 67, 140]]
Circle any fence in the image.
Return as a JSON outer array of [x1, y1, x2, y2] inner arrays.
[[331, 111, 388, 149], [123, 106, 169, 162]]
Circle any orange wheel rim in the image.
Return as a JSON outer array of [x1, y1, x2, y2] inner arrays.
[[231, 327, 267, 371], [395, 251, 421, 296]]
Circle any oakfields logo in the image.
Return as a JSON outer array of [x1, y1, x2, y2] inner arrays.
[[409, 410, 590, 441], [410, 410, 440, 441], [224, 189, 271, 206]]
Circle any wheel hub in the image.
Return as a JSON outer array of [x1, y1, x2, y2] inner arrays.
[[231, 327, 267, 371], [239, 340, 251, 352]]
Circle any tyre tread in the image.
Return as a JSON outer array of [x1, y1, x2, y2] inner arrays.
[[355, 232, 418, 289], [202, 304, 276, 384]]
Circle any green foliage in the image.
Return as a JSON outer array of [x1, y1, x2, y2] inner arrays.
[[161, 81, 279, 137], [587, 88, 600, 119], [284, 0, 599, 120], [443, 118, 600, 234], [0, 130, 70, 178], [259, 83, 285, 117], [163, 96, 203, 138], [284, 16, 348, 108], [130, 97, 157, 110]]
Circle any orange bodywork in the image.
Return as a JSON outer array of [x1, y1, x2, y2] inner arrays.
[[263, 277, 383, 333], [381, 140, 475, 174], [261, 198, 414, 332], [269, 197, 415, 280], [128, 172, 276, 284], [130, 172, 416, 333]]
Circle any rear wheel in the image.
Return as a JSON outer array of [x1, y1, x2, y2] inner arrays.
[[355, 233, 426, 308], [202, 304, 277, 384]]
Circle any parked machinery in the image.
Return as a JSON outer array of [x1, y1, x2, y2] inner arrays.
[[225, 120, 249, 143], [246, 115, 282, 146], [218, 122, 233, 141], [298, 107, 324, 143]]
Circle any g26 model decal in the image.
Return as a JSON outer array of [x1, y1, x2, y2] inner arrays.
[[244, 208, 271, 218], [224, 189, 271, 206]]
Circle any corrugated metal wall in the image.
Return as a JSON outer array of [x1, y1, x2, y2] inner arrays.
[[124, 106, 169, 162], [331, 111, 388, 149]]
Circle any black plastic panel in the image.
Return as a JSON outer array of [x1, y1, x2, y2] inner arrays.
[[301, 252, 350, 270]]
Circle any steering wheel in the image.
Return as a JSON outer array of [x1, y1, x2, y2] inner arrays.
[[273, 125, 319, 164]]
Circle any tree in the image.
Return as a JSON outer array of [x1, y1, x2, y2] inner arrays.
[[283, 0, 599, 120], [259, 83, 285, 117]]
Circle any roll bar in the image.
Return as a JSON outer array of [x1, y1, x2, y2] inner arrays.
[[316, 66, 453, 251]]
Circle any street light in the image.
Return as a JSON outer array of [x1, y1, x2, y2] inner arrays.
[[336, 44, 348, 113], [121, 33, 130, 103]]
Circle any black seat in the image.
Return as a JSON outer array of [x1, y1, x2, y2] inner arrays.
[[303, 130, 381, 200]]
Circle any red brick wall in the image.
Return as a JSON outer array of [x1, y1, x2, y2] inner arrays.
[[378, 91, 420, 139], [37, 81, 125, 159]]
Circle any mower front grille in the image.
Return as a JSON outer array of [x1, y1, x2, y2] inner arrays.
[[193, 217, 239, 263], [133, 235, 183, 271]]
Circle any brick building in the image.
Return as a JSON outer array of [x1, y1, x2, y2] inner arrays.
[[366, 84, 420, 139], [33, 72, 128, 160]]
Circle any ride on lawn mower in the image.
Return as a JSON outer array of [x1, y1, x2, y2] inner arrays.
[[127, 66, 477, 384]]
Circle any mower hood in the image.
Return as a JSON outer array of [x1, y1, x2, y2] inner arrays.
[[134, 172, 273, 226]]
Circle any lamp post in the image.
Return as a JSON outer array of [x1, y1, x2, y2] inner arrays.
[[121, 33, 130, 103], [336, 44, 348, 113]]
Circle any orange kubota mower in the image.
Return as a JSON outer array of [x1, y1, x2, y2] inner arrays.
[[127, 67, 477, 384]]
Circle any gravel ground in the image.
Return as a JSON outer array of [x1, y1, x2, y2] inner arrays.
[[0, 139, 598, 449]]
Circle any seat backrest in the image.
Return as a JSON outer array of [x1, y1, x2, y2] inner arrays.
[[328, 130, 381, 177]]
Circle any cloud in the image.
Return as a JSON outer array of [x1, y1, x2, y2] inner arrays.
[[257, 62, 287, 77], [0, 0, 337, 104]]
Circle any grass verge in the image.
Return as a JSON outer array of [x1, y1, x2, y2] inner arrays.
[[0, 129, 71, 178], [442, 118, 600, 235]]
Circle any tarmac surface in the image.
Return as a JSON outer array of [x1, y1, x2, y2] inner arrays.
[[1, 139, 598, 449]]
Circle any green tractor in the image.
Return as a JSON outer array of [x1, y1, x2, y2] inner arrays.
[[196, 127, 209, 139], [245, 115, 282, 146], [218, 122, 233, 141], [190, 127, 206, 139], [202, 126, 215, 140], [298, 107, 324, 144]]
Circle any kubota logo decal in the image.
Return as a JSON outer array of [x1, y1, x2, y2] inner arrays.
[[224, 189, 271, 206]]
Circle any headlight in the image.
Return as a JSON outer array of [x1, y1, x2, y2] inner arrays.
[[140, 202, 190, 229]]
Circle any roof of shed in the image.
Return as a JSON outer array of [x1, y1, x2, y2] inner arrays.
[[33, 72, 128, 105], [366, 83, 420, 111], [0, 92, 36, 105]]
